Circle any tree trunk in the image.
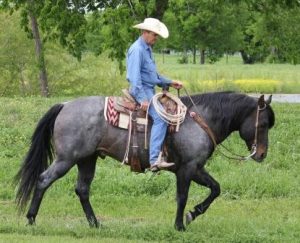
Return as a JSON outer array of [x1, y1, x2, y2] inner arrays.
[[29, 12, 49, 97], [200, 49, 205, 64], [192, 46, 196, 64], [20, 67, 26, 96], [240, 50, 254, 64]]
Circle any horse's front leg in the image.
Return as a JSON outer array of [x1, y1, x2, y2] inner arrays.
[[174, 167, 191, 231], [186, 168, 220, 225]]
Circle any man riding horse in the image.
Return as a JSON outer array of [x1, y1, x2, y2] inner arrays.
[[126, 18, 183, 172]]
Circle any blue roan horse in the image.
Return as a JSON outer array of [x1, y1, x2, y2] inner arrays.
[[15, 91, 275, 231]]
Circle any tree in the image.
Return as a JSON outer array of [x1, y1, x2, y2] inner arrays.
[[1, 1, 51, 96], [167, 0, 242, 64], [28, 2, 49, 96], [235, 0, 300, 64], [1, 0, 97, 95], [256, 5, 300, 64], [85, 0, 170, 72], [1, 0, 170, 95], [2, 0, 299, 97], [0, 10, 37, 96], [234, 3, 269, 64]]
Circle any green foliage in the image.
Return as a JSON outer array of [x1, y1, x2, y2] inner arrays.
[[43, 46, 129, 97], [2, 0, 300, 70], [167, 0, 250, 64], [2, 5, 300, 96], [177, 55, 188, 64], [0, 11, 38, 96], [237, 1, 300, 64], [98, 6, 134, 73], [264, 7, 300, 64]]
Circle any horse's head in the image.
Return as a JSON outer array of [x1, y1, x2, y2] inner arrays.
[[239, 95, 275, 162]]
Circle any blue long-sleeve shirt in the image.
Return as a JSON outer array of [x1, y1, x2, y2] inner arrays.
[[126, 37, 172, 104]]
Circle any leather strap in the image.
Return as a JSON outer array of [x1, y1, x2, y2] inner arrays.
[[190, 112, 217, 148], [129, 111, 142, 172]]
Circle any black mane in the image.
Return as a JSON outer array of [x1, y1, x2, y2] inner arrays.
[[181, 91, 275, 130], [181, 91, 256, 114]]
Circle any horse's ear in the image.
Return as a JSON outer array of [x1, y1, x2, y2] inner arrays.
[[258, 95, 265, 108], [265, 95, 272, 105]]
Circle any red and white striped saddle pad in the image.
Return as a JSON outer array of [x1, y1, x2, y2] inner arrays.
[[104, 97, 147, 129]]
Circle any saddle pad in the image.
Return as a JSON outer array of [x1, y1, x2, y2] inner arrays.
[[104, 97, 147, 129], [104, 97, 119, 126]]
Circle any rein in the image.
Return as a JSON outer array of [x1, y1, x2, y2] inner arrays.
[[183, 88, 265, 161]]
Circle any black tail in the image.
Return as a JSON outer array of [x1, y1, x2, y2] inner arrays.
[[15, 103, 64, 211]]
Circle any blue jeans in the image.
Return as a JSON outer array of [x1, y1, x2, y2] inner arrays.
[[148, 102, 168, 165], [140, 87, 167, 165]]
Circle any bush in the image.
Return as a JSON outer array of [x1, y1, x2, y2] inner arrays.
[[177, 55, 188, 64]]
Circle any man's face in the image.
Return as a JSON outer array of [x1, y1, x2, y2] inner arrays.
[[143, 31, 159, 45]]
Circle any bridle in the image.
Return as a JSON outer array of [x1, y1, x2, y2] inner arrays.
[[183, 88, 267, 161], [217, 102, 267, 161], [250, 103, 267, 156]]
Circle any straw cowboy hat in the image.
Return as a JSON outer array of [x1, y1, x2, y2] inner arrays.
[[133, 18, 169, 39]]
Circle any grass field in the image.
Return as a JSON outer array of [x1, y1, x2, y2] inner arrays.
[[0, 97, 299, 242]]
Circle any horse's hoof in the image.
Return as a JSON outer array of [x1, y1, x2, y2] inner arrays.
[[185, 211, 193, 225], [88, 218, 99, 228], [174, 223, 186, 231], [27, 217, 36, 226]]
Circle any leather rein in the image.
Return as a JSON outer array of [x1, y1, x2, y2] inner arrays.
[[183, 88, 266, 161]]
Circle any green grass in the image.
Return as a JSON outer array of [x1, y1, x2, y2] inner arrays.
[[0, 97, 299, 242], [0, 197, 299, 242]]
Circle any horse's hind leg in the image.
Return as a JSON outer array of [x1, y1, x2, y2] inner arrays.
[[186, 168, 220, 225], [75, 154, 98, 228], [26, 159, 74, 224]]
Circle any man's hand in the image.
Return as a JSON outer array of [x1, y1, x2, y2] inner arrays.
[[140, 101, 150, 111], [170, 80, 183, 90]]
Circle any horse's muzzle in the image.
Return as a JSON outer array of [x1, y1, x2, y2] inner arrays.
[[252, 146, 267, 162]]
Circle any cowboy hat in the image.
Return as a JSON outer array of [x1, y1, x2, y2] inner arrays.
[[133, 18, 169, 39]]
